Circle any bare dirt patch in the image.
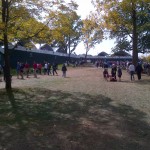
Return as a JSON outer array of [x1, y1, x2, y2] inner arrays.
[[0, 66, 150, 150]]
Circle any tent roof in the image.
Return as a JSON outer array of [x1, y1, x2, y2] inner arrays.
[[98, 51, 109, 56], [40, 44, 53, 51]]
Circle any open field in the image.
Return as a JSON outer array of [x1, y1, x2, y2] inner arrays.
[[0, 66, 150, 150]]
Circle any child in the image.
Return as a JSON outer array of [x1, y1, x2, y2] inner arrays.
[[117, 66, 122, 81], [103, 68, 109, 81]]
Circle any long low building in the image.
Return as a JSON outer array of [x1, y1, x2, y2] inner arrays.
[[0, 46, 132, 68]]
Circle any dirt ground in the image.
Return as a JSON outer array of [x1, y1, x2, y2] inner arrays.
[[0, 66, 150, 121], [0, 66, 150, 150]]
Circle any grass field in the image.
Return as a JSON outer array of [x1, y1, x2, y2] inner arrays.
[[0, 66, 150, 150]]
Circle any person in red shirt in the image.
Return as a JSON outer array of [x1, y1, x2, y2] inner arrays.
[[37, 63, 42, 75], [25, 62, 30, 78]]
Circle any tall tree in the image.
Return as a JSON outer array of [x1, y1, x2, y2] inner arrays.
[[92, 0, 150, 65], [1, 0, 12, 89], [111, 39, 131, 53], [82, 15, 103, 60], [48, 1, 83, 57]]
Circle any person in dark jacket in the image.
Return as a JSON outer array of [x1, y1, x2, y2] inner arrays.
[[103, 68, 109, 81], [135, 63, 143, 80], [62, 63, 67, 77], [117, 66, 122, 81], [111, 64, 117, 80], [52, 63, 58, 76]]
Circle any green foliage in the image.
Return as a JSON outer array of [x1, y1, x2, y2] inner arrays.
[[0, 0, 54, 44], [142, 55, 150, 62], [92, 0, 150, 55], [82, 15, 103, 56], [47, 1, 83, 54], [0, 0, 83, 53], [111, 39, 131, 53]]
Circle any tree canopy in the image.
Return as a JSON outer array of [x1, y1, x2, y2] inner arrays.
[[82, 15, 103, 59], [92, 0, 150, 65], [47, 1, 83, 55], [0, 0, 54, 43]]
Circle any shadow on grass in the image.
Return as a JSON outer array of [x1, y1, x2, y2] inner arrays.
[[0, 88, 150, 150], [134, 79, 150, 85]]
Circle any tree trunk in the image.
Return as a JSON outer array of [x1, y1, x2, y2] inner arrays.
[[4, 35, 11, 89], [2, 0, 12, 89], [85, 42, 89, 62], [68, 36, 71, 61], [132, 2, 138, 66], [85, 51, 88, 62]]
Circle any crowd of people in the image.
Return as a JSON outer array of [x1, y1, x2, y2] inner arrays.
[[15, 61, 60, 79], [103, 64, 122, 82], [16, 62, 67, 79], [0, 61, 68, 82], [0, 60, 150, 83], [102, 60, 150, 82]]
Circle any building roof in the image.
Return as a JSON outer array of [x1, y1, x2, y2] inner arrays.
[[40, 44, 53, 51], [98, 51, 109, 56]]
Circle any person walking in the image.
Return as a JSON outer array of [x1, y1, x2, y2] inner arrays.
[[44, 62, 48, 75], [20, 62, 24, 79], [62, 63, 67, 77], [52, 63, 58, 76], [24, 62, 30, 78], [16, 61, 20, 79], [135, 63, 143, 80], [37, 63, 42, 75], [117, 66, 122, 81], [103, 68, 109, 81], [111, 64, 117, 80], [128, 63, 135, 81], [47, 63, 52, 75]]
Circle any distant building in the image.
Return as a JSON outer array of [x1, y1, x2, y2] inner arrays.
[[40, 44, 54, 51], [98, 51, 109, 56], [17, 40, 37, 50]]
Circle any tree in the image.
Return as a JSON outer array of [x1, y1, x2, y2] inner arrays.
[[111, 38, 131, 53], [141, 55, 150, 63], [92, 0, 150, 66], [82, 16, 103, 60], [0, 0, 54, 89], [47, 1, 83, 58]]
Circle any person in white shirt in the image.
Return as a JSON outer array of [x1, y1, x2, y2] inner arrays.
[[128, 63, 135, 81], [44, 62, 48, 75]]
